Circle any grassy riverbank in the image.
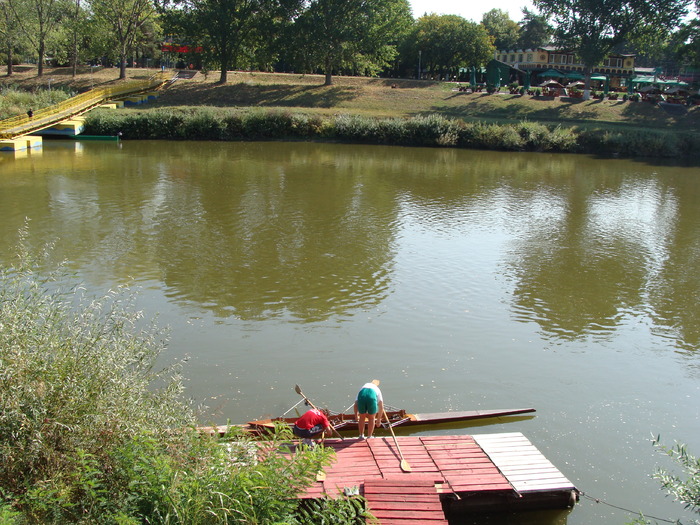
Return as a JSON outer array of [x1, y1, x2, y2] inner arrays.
[[3, 66, 700, 157]]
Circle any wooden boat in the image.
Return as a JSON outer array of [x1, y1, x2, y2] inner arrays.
[[199, 407, 535, 437]]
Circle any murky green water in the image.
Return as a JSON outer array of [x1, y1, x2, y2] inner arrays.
[[1, 140, 698, 524]]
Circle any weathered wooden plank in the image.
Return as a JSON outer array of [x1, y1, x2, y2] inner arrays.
[[381, 518, 447, 525], [371, 509, 446, 519], [451, 483, 513, 492], [510, 480, 577, 490], [365, 494, 444, 503], [473, 433, 575, 496], [368, 501, 443, 511]]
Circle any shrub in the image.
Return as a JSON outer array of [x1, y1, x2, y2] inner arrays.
[[82, 108, 696, 159], [0, 227, 331, 523], [292, 495, 374, 524]]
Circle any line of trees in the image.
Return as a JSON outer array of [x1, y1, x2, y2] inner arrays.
[[1, 0, 698, 86]]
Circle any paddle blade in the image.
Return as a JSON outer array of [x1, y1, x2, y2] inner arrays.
[[400, 459, 412, 472], [294, 384, 302, 395]]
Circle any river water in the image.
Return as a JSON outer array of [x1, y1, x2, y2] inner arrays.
[[1, 140, 698, 524]]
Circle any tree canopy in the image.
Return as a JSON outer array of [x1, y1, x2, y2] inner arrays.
[[534, 0, 692, 93], [517, 8, 552, 49], [289, 0, 413, 85], [400, 14, 494, 79], [481, 8, 521, 50], [159, 0, 302, 84]]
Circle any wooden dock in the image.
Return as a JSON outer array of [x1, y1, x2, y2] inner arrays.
[[301, 432, 577, 523]]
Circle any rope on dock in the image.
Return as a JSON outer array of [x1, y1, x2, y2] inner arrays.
[[579, 491, 678, 523]]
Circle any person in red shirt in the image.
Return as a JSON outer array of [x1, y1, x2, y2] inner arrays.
[[293, 408, 331, 446]]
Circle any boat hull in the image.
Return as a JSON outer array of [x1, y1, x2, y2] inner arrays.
[[199, 408, 535, 437]]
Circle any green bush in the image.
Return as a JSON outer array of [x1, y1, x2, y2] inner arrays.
[[0, 226, 333, 524], [81, 107, 698, 159], [292, 495, 374, 525]]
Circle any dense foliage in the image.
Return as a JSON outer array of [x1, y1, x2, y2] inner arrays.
[[0, 227, 339, 523], [534, 0, 693, 98], [1, 0, 697, 83], [81, 106, 700, 159], [398, 14, 494, 80]]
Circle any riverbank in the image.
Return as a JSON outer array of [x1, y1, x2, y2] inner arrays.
[[3, 66, 700, 158], [83, 107, 700, 158]]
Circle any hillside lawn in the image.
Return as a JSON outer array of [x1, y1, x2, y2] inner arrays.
[[2, 64, 699, 133]]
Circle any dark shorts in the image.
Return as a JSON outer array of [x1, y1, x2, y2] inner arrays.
[[293, 424, 325, 438], [357, 387, 378, 414]]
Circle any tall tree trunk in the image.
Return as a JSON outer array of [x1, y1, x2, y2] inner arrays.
[[583, 64, 592, 101], [218, 66, 228, 83], [324, 56, 333, 86], [38, 40, 45, 76], [7, 46, 13, 76], [119, 58, 127, 79], [71, 0, 79, 77], [218, 53, 229, 83]]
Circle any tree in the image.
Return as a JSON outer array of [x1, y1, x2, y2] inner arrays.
[[673, 0, 700, 71], [6, 0, 64, 76], [90, 0, 157, 79], [400, 14, 494, 80], [160, 0, 302, 84], [62, 0, 90, 76], [0, 0, 24, 75], [481, 8, 520, 51], [517, 7, 552, 49], [534, 0, 692, 99], [290, 0, 413, 85]]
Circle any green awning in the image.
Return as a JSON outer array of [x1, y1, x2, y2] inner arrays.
[[629, 75, 656, 84], [540, 69, 564, 77], [590, 74, 607, 81], [564, 71, 584, 80]]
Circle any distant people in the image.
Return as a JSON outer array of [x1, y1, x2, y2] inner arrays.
[[354, 379, 383, 439], [27, 108, 33, 119], [292, 408, 331, 447]]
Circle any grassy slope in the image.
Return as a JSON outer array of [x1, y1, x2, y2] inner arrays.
[[2, 65, 699, 132]]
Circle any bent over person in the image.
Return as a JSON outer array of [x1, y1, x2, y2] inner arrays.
[[354, 379, 383, 439], [292, 408, 331, 447]]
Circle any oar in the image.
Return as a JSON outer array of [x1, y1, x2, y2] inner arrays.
[[294, 385, 344, 440], [384, 408, 411, 472]]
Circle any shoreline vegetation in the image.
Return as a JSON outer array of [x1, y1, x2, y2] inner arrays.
[[2, 65, 700, 158], [0, 230, 368, 524]]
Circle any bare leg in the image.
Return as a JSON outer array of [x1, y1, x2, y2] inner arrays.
[[358, 413, 367, 437], [367, 413, 376, 437]]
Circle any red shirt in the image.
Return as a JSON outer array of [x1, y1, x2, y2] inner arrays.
[[295, 408, 329, 430]]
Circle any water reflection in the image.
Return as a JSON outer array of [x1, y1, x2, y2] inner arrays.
[[0, 141, 698, 349], [2, 141, 698, 525]]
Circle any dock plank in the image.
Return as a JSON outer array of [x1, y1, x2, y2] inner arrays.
[[297, 433, 576, 522], [364, 479, 447, 524], [473, 433, 576, 495]]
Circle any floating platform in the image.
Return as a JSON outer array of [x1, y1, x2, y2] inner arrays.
[[1, 136, 43, 152], [32, 118, 85, 137], [301, 432, 577, 523]]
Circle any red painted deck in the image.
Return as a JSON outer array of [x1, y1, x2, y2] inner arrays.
[[298, 433, 577, 523]]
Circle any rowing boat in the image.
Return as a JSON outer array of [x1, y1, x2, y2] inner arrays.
[[199, 407, 535, 437]]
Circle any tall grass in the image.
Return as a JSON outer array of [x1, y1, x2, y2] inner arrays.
[[0, 86, 74, 120], [83, 107, 695, 159], [0, 226, 336, 524]]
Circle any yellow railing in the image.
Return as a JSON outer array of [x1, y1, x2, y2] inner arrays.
[[0, 71, 171, 139]]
